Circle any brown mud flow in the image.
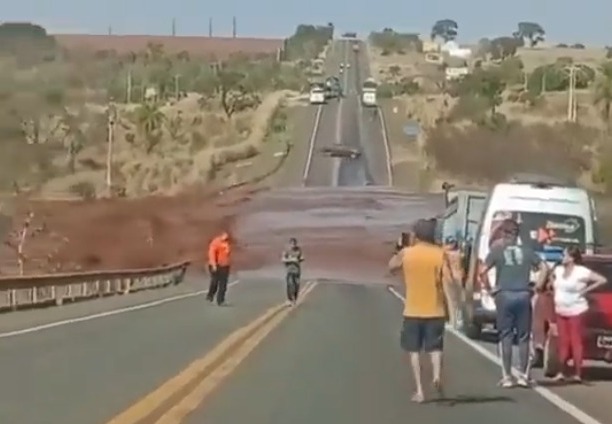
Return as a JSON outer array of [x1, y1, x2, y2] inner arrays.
[[0, 185, 443, 282], [233, 187, 443, 283]]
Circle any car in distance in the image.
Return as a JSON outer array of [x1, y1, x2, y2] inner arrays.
[[309, 85, 326, 105]]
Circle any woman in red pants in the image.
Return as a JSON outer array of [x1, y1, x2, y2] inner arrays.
[[551, 246, 607, 382]]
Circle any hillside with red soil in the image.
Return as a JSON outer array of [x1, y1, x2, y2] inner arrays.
[[54, 34, 284, 59]]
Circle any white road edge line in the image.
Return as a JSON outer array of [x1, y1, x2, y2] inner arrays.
[[377, 106, 393, 186], [302, 105, 323, 186], [0, 280, 241, 340], [386, 285, 603, 424], [363, 40, 393, 187]]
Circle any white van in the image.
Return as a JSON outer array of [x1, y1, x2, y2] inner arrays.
[[461, 174, 597, 339], [309, 87, 326, 105]]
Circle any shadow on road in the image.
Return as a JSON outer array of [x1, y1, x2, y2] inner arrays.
[[583, 366, 612, 382], [536, 366, 612, 385], [429, 394, 515, 406]]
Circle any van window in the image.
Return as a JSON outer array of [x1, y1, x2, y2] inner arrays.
[[488, 210, 586, 251], [465, 196, 486, 240], [442, 198, 459, 241]]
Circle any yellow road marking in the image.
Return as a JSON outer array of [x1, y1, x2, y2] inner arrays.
[[105, 281, 315, 424], [154, 282, 319, 424]]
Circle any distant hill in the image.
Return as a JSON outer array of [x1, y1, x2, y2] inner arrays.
[[53, 34, 284, 59]]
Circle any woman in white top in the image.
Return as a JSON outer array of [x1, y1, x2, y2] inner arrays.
[[550, 246, 607, 382]]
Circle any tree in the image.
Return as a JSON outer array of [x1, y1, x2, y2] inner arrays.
[[457, 69, 506, 115], [216, 69, 260, 118], [0, 22, 57, 65], [369, 29, 422, 54], [135, 102, 165, 153], [430, 19, 458, 42], [513, 22, 545, 48], [594, 62, 612, 128], [489, 37, 521, 60], [283, 24, 333, 61]]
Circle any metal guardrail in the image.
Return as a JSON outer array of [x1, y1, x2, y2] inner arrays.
[[0, 261, 190, 312]]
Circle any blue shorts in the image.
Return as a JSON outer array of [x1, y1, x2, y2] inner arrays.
[[400, 317, 445, 352]]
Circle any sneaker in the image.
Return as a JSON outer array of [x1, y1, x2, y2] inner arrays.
[[516, 374, 533, 388], [498, 377, 514, 388]]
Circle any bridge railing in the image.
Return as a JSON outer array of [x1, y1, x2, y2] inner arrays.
[[0, 261, 190, 312]]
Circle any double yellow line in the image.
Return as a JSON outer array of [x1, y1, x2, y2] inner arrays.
[[106, 281, 318, 424]]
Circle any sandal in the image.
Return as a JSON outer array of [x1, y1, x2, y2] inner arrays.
[[411, 391, 425, 403], [433, 379, 445, 399]]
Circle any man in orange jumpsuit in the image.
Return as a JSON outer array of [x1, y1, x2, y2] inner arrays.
[[207, 231, 232, 306]]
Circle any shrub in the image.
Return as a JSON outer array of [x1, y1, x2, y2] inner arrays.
[[69, 181, 97, 199], [424, 121, 595, 183]]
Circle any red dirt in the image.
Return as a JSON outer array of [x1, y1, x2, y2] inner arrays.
[[0, 185, 442, 282], [0, 185, 266, 275], [54, 34, 284, 59]]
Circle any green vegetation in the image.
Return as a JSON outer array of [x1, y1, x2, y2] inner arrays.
[[0, 22, 328, 195], [369, 29, 422, 55], [430, 19, 458, 42], [282, 23, 333, 61]]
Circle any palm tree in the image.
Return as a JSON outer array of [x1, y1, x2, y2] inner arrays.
[[594, 62, 612, 131], [135, 102, 165, 153]]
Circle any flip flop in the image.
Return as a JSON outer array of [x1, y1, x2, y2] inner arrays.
[[433, 379, 445, 399], [411, 392, 425, 403]]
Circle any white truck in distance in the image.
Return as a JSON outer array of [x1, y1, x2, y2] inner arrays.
[[361, 77, 377, 107]]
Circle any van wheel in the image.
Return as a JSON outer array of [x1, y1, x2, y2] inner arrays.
[[463, 319, 482, 340], [543, 335, 561, 378]]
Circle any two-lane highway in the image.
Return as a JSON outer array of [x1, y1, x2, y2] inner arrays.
[[186, 285, 583, 424], [0, 37, 610, 424], [303, 39, 390, 187]]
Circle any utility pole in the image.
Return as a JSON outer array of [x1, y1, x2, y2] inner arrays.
[[208, 18, 213, 37], [174, 74, 180, 99], [232, 16, 237, 38], [106, 103, 116, 197], [172, 18, 176, 36], [565, 65, 580, 123], [108, 25, 112, 35], [126, 68, 132, 103]]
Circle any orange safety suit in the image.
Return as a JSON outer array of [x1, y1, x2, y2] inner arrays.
[[206, 232, 232, 305], [208, 233, 232, 267]]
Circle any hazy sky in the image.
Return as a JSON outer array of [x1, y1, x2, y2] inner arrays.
[[3, 0, 610, 45]]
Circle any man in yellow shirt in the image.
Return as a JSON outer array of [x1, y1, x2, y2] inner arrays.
[[388, 218, 453, 403]]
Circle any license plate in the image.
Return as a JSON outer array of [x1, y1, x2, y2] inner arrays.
[[596, 335, 612, 349]]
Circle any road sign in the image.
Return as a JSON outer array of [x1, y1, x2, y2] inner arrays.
[[402, 121, 420, 139]]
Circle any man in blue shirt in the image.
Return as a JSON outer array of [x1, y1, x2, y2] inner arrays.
[[480, 219, 548, 388]]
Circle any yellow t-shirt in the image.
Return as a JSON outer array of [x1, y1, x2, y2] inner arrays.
[[402, 242, 446, 318]]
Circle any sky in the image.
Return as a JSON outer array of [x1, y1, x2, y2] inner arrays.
[[2, 0, 611, 46]]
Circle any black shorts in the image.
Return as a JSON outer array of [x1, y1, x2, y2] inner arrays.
[[400, 317, 445, 352]]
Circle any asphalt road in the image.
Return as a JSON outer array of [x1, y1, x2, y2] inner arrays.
[[0, 278, 286, 424], [303, 39, 389, 187], [187, 284, 581, 424]]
